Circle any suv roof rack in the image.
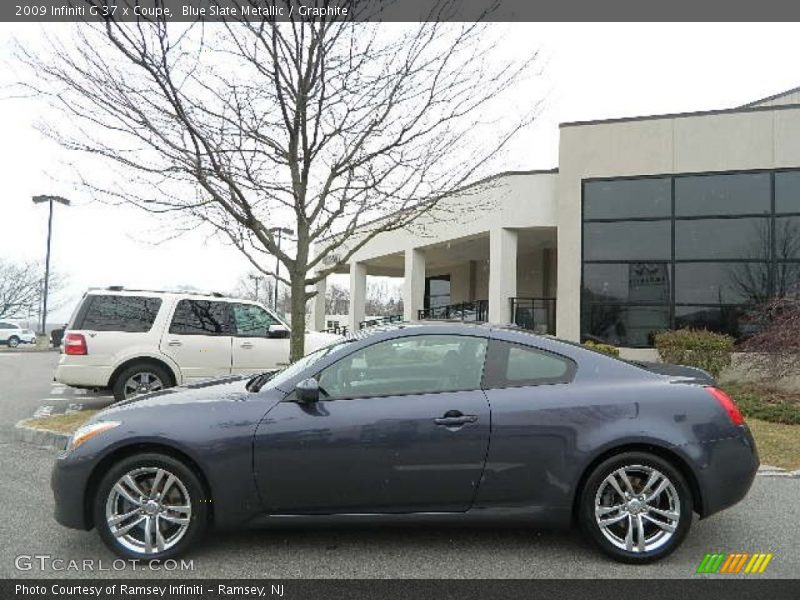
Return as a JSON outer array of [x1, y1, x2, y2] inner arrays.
[[90, 286, 229, 299]]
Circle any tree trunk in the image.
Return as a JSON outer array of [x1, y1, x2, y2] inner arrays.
[[289, 274, 307, 362]]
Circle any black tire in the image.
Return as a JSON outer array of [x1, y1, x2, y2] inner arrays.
[[112, 362, 173, 401], [94, 453, 208, 560], [7, 336, 19, 348], [578, 451, 693, 564]]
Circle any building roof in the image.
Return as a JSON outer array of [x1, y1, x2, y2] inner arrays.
[[560, 84, 800, 129]]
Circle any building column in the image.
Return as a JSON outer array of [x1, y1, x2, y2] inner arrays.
[[488, 228, 518, 323], [403, 248, 426, 321], [311, 275, 327, 331], [349, 262, 367, 330]]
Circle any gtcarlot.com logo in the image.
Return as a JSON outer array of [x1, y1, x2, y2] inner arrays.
[[696, 552, 774, 574]]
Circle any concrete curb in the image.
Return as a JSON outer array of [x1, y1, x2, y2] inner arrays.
[[14, 419, 69, 451], [757, 464, 800, 478]]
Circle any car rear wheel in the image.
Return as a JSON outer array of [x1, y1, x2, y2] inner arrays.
[[579, 451, 693, 563], [7, 336, 19, 348], [112, 363, 172, 401], [94, 453, 207, 560]]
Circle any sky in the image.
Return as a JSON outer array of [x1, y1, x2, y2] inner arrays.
[[1, 22, 799, 323]]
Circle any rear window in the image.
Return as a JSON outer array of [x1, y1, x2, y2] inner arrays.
[[76, 295, 162, 333], [169, 300, 231, 336]]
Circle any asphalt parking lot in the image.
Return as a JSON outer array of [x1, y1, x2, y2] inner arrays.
[[1, 351, 798, 579]]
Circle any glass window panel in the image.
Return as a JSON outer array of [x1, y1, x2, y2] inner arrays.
[[675, 173, 770, 216], [775, 217, 800, 260], [674, 306, 760, 339], [232, 304, 279, 337], [583, 263, 670, 304], [584, 178, 671, 219], [581, 304, 670, 347], [583, 221, 671, 261], [675, 218, 770, 260], [775, 171, 800, 214], [675, 263, 769, 305], [318, 335, 488, 399], [775, 262, 800, 297], [169, 300, 230, 336], [79, 295, 162, 333]]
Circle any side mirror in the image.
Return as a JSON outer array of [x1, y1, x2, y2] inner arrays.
[[268, 324, 290, 339], [295, 378, 320, 403]]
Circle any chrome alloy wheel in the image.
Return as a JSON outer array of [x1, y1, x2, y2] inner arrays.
[[105, 467, 192, 555], [123, 372, 164, 399], [594, 464, 681, 553]]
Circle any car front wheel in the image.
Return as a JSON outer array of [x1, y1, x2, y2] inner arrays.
[[94, 453, 208, 560], [579, 451, 693, 563], [7, 336, 19, 348]]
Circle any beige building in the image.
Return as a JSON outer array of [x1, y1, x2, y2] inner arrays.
[[312, 86, 800, 350]]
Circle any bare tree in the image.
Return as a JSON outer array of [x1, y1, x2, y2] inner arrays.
[[0, 259, 67, 324], [19, 2, 540, 359]]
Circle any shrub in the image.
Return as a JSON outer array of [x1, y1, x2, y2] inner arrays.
[[654, 328, 734, 379], [582, 340, 620, 357], [739, 297, 800, 380]]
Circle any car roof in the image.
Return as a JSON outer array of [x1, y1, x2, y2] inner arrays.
[[84, 287, 254, 303]]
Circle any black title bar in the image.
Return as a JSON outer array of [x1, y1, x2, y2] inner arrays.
[[5, 0, 800, 22]]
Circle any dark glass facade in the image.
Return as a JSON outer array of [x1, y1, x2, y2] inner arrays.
[[581, 170, 800, 347]]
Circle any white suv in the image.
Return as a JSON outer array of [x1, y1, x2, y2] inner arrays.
[[0, 322, 37, 348], [56, 288, 340, 400]]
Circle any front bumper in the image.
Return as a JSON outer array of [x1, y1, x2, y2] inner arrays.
[[51, 452, 94, 531]]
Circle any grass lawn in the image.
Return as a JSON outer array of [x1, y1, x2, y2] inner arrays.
[[24, 410, 99, 434], [746, 418, 800, 470]]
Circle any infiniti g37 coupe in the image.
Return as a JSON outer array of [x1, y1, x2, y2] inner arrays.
[[51, 324, 758, 563]]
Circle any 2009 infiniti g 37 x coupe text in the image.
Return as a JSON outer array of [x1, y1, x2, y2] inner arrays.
[[51, 324, 758, 563]]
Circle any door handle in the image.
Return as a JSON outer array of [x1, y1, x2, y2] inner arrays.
[[434, 412, 478, 427], [167, 340, 182, 347], [241, 342, 254, 349]]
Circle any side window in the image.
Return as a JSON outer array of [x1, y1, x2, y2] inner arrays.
[[169, 300, 231, 336], [484, 340, 574, 389], [0, 322, 13, 329], [77, 295, 162, 333], [318, 335, 488, 400], [232, 304, 279, 337]]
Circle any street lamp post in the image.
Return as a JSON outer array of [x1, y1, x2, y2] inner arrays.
[[32, 195, 70, 336], [247, 274, 263, 301], [269, 227, 294, 313]]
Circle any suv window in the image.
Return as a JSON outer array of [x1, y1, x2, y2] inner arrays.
[[232, 303, 279, 337], [483, 340, 575, 388], [318, 334, 488, 400], [0, 322, 17, 329], [169, 300, 231, 336], [76, 295, 162, 333]]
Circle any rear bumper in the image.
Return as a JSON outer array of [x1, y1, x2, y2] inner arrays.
[[55, 363, 112, 387], [694, 426, 759, 518]]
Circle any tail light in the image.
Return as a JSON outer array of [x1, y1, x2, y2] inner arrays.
[[64, 333, 88, 356], [706, 387, 745, 426]]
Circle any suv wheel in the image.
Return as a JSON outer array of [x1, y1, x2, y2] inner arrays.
[[7, 336, 19, 348], [94, 453, 207, 560], [579, 452, 693, 563], [113, 362, 172, 401]]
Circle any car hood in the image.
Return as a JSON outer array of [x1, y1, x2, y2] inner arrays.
[[103, 374, 255, 413]]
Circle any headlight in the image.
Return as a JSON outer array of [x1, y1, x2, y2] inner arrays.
[[67, 421, 121, 452]]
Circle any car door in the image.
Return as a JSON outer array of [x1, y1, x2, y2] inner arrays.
[[253, 334, 491, 514], [230, 303, 290, 374], [160, 299, 233, 382]]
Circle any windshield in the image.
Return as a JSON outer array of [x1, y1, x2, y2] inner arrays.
[[260, 340, 353, 391]]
